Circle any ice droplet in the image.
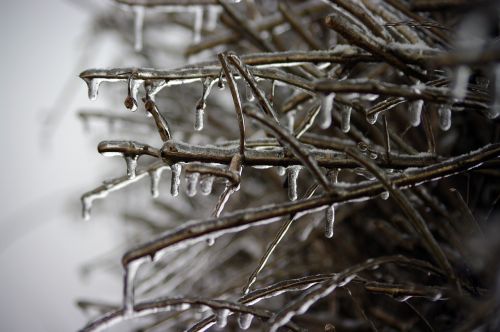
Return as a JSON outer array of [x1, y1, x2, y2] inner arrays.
[[194, 78, 215, 131], [409, 99, 423, 127], [320, 93, 335, 129], [380, 191, 389, 200], [451, 65, 471, 101], [238, 313, 253, 330], [340, 105, 352, 133], [200, 176, 214, 195], [133, 6, 145, 52], [438, 104, 452, 131], [149, 168, 162, 198], [325, 204, 336, 238], [207, 237, 215, 246], [286, 166, 301, 201], [216, 308, 230, 328], [124, 155, 139, 178], [186, 172, 200, 197], [84, 78, 103, 101], [170, 163, 182, 196]]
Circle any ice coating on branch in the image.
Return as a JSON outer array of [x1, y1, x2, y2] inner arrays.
[[145, 79, 167, 102], [149, 168, 163, 198], [238, 313, 253, 330], [133, 6, 145, 52], [438, 104, 452, 131], [320, 93, 335, 129], [170, 163, 182, 196], [409, 99, 423, 127], [451, 65, 471, 102], [186, 172, 200, 197], [286, 166, 302, 201], [340, 105, 352, 133], [216, 308, 230, 328], [124, 155, 139, 178], [194, 78, 215, 131], [200, 176, 214, 195]]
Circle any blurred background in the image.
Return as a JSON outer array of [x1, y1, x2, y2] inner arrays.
[[0, 1, 126, 330]]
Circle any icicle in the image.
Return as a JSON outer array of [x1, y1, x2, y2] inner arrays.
[[320, 93, 335, 129], [380, 191, 389, 200], [325, 204, 336, 238], [186, 172, 200, 197], [438, 104, 452, 131], [133, 6, 145, 52], [194, 78, 215, 131], [124, 155, 139, 178], [451, 65, 471, 102], [149, 168, 162, 198], [205, 6, 219, 31], [216, 308, 230, 328], [125, 77, 143, 112], [276, 166, 286, 176], [84, 78, 103, 101], [286, 166, 301, 201], [217, 69, 225, 90], [490, 65, 500, 119], [245, 83, 255, 102], [340, 105, 352, 133], [200, 176, 214, 195], [366, 111, 379, 124], [238, 313, 253, 330], [286, 110, 296, 133], [409, 99, 423, 127], [123, 258, 148, 314], [192, 7, 203, 44], [170, 163, 182, 196], [270, 79, 276, 107], [81, 196, 92, 221]]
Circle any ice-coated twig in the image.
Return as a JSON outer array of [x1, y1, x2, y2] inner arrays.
[[79, 296, 303, 332], [242, 104, 332, 192], [344, 147, 456, 283]]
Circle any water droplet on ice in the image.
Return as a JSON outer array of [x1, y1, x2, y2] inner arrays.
[[380, 191, 389, 200]]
